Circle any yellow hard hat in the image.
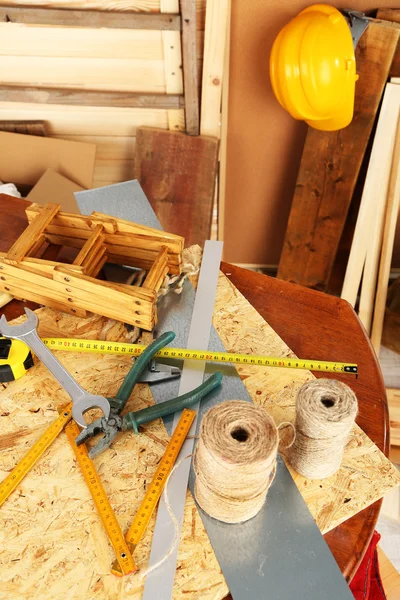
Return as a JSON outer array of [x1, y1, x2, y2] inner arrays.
[[270, 4, 358, 131]]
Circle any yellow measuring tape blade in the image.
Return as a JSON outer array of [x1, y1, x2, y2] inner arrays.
[[0, 404, 73, 508], [43, 338, 358, 375], [111, 408, 196, 576], [64, 420, 137, 576]]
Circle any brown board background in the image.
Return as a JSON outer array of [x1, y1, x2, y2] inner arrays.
[[224, 0, 400, 267]]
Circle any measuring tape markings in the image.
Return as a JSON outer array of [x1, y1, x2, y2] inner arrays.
[[64, 419, 137, 576], [111, 408, 196, 576], [42, 338, 358, 375], [0, 404, 73, 508]]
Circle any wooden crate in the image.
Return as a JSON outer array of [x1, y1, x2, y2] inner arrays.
[[0, 203, 184, 329]]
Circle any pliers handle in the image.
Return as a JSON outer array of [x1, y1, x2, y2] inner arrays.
[[122, 371, 222, 433], [110, 331, 176, 415]]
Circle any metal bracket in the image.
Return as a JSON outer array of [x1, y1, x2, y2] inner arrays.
[[342, 10, 370, 49]]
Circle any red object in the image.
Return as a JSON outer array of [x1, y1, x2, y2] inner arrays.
[[350, 531, 386, 599]]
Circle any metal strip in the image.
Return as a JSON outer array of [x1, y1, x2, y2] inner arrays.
[[142, 240, 223, 600], [76, 182, 354, 600]]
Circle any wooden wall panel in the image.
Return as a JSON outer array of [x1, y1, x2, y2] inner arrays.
[[0, 57, 167, 93], [0, 25, 164, 58], [0, 0, 205, 192], [0, 102, 184, 135]]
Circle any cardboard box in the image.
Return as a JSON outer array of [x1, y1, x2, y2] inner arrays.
[[27, 168, 83, 213], [0, 132, 96, 189]]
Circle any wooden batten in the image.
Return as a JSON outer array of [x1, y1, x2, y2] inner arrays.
[[5, 203, 60, 264], [143, 246, 169, 290], [73, 224, 104, 266]]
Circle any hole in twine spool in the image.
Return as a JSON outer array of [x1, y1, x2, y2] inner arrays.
[[231, 427, 249, 442], [194, 400, 278, 524], [321, 396, 335, 408]]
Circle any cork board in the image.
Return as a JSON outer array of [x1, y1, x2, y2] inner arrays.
[[1, 273, 399, 600]]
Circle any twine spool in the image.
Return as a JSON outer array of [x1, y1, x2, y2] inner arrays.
[[193, 400, 278, 524], [290, 379, 358, 480]]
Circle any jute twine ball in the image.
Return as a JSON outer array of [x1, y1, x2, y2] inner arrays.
[[193, 400, 278, 524], [289, 379, 358, 480]]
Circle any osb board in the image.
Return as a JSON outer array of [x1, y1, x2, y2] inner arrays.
[[1, 272, 400, 600]]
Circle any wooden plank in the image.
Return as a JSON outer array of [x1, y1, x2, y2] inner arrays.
[[0, 102, 182, 136], [277, 22, 400, 291], [217, 0, 231, 240], [387, 388, 400, 447], [377, 547, 400, 600], [5, 203, 60, 264], [85, 253, 107, 278], [0, 0, 161, 10], [135, 126, 219, 246], [180, 0, 200, 135], [370, 116, 400, 353], [343, 84, 400, 315], [143, 246, 168, 290], [0, 119, 46, 136], [73, 224, 104, 266], [200, 0, 229, 137], [0, 87, 184, 109], [82, 244, 107, 275], [0, 24, 164, 58], [27, 205, 185, 253], [0, 6, 181, 29], [26, 233, 46, 258], [0, 56, 167, 94]]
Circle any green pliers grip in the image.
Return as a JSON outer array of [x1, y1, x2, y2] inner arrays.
[[122, 371, 223, 434], [110, 331, 176, 414]]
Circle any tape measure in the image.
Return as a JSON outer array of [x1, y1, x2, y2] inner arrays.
[[65, 419, 137, 576], [0, 337, 34, 383], [0, 404, 72, 508], [42, 338, 358, 375], [111, 408, 196, 576]]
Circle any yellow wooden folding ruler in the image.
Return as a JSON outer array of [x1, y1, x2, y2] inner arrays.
[[0, 403, 136, 575], [0, 404, 73, 508], [111, 408, 196, 576]]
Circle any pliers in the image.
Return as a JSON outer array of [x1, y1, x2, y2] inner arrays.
[[75, 331, 222, 457]]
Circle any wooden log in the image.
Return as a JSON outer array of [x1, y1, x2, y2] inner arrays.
[[5, 203, 60, 264], [370, 116, 400, 352], [0, 119, 46, 136], [180, 0, 199, 135], [0, 87, 184, 109], [277, 22, 400, 291], [0, 6, 181, 30]]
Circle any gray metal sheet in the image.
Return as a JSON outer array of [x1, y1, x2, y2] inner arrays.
[[76, 182, 354, 600]]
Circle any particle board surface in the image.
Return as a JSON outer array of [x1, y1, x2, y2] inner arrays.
[[0, 273, 399, 599]]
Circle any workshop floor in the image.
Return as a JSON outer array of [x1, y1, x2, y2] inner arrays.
[[377, 346, 400, 574]]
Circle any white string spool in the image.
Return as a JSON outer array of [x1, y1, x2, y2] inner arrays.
[[289, 378, 358, 479], [193, 400, 278, 524]]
